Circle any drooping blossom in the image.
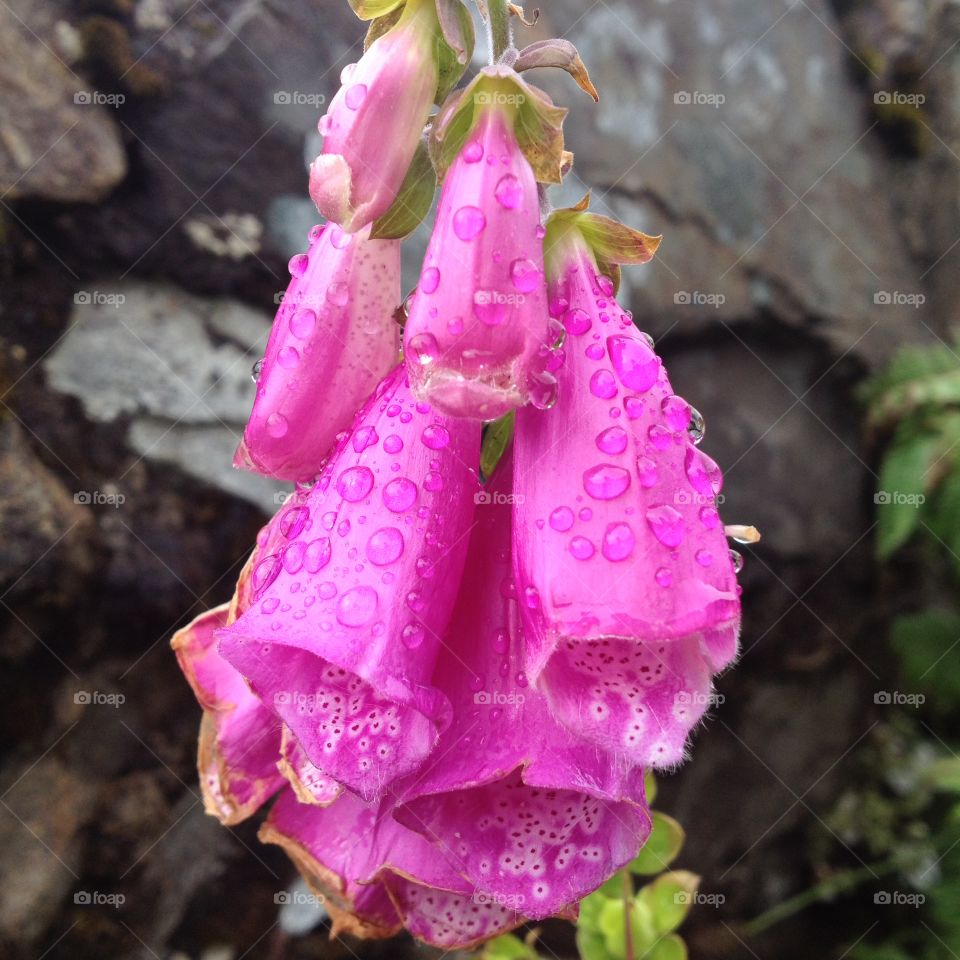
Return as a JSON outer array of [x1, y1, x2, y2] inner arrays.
[[219, 364, 482, 800], [513, 233, 741, 768], [235, 223, 400, 483], [394, 453, 651, 917], [403, 104, 552, 419], [309, 1, 441, 232]]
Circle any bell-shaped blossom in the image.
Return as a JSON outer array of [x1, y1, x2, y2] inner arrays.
[[513, 243, 740, 768], [170, 560, 286, 824], [403, 105, 551, 419], [219, 365, 481, 800], [235, 223, 400, 483], [260, 789, 544, 947], [394, 453, 650, 918], [309, 2, 440, 232]]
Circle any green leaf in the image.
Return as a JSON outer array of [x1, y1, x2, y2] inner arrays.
[[597, 895, 658, 958], [930, 468, 960, 576], [924, 758, 960, 794], [481, 412, 514, 480], [890, 610, 960, 712], [349, 0, 405, 20], [875, 427, 940, 558], [577, 888, 619, 960], [629, 812, 686, 876], [369, 140, 437, 239], [637, 870, 700, 936], [434, 0, 475, 102], [644, 770, 658, 805], [481, 933, 538, 959], [648, 934, 688, 960]]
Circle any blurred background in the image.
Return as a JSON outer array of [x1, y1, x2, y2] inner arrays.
[[2, 0, 960, 958]]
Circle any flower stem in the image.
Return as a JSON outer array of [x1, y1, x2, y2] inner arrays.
[[742, 859, 897, 937], [486, 0, 513, 63], [622, 869, 636, 960]]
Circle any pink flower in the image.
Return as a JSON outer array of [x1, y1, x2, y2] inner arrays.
[[235, 223, 400, 483], [403, 105, 551, 419], [512, 241, 741, 768], [394, 453, 651, 918], [219, 365, 482, 800], [309, 2, 440, 232]]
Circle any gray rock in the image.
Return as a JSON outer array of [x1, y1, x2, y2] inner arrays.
[[44, 283, 285, 507], [0, 0, 126, 202]]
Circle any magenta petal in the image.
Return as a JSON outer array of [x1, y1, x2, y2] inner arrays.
[[220, 365, 481, 800], [395, 455, 650, 917], [403, 108, 550, 419], [310, 8, 439, 232], [277, 724, 343, 806], [171, 604, 285, 824], [236, 224, 400, 482], [513, 252, 741, 767]]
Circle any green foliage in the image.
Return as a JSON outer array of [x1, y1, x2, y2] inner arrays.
[[890, 611, 960, 713]]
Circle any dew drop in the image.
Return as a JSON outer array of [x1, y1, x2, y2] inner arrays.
[[408, 332, 439, 366], [352, 426, 379, 453], [549, 506, 575, 532], [402, 622, 425, 649], [453, 205, 486, 241], [288, 254, 309, 278], [280, 505, 309, 540], [327, 282, 350, 307], [289, 309, 317, 339], [421, 266, 441, 294], [494, 173, 523, 209], [345, 83, 368, 110], [366, 527, 404, 566], [266, 413, 289, 438], [421, 424, 451, 450], [655, 567, 673, 588], [646, 504, 685, 548], [383, 477, 417, 513], [636, 455, 659, 488], [689, 407, 706, 444], [685, 447, 723, 497], [329, 225, 351, 249], [590, 370, 618, 400], [252, 554, 281, 596], [277, 346, 300, 369], [524, 586, 540, 609], [583, 463, 631, 500], [529, 372, 558, 410], [607, 335, 660, 392], [563, 308, 592, 336], [383, 434, 403, 454], [696, 548, 714, 567], [648, 424, 672, 451], [569, 536, 596, 560], [661, 394, 692, 432], [337, 465, 375, 502], [463, 141, 484, 163], [602, 522, 635, 561], [491, 628, 509, 654], [730, 549, 744, 573], [597, 275, 616, 296], [336, 585, 378, 627], [510, 258, 541, 293], [699, 505, 720, 529], [304, 537, 332, 573], [251, 359, 263, 382], [596, 426, 628, 455]]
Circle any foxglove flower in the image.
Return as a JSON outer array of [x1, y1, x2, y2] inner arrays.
[[310, 1, 441, 232], [403, 103, 551, 419], [170, 561, 286, 824], [260, 789, 539, 947], [219, 365, 481, 800], [513, 236, 741, 768], [236, 223, 400, 482], [395, 454, 650, 917]]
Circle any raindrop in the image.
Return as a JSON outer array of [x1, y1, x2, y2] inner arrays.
[[583, 463, 631, 500], [453, 206, 486, 241], [345, 83, 368, 110], [607, 335, 659, 392], [646, 504, 685, 548], [336, 586, 378, 626]]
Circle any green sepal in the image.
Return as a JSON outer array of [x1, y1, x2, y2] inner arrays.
[[637, 870, 700, 936], [480, 412, 515, 480], [350, 0, 406, 21], [430, 67, 568, 184], [434, 0, 475, 102], [629, 812, 686, 876], [370, 139, 437, 239], [364, 5, 405, 48]]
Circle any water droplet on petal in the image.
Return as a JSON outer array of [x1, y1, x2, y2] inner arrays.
[[327, 282, 350, 307], [277, 346, 300, 369], [646, 504, 685, 548], [473, 292, 508, 326], [510, 258, 541, 293], [252, 554, 281, 596], [337, 465, 375, 502], [251, 359, 263, 382], [383, 434, 403, 454], [280, 505, 309, 540], [494, 173, 523, 209], [597, 275, 616, 296], [453, 205, 486, 241], [288, 254, 309, 278], [699, 505, 720, 529], [608, 335, 660, 392], [648, 424, 671, 451], [304, 537, 332, 573], [383, 477, 417, 513], [266, 413, 289, 438], [366, 527, 404, 566], [549, 506, 575, 531], [524, 586, 540, 609], [340, 63, 356, 84], [602, 522, 635, 561], [730, 549, 744, 573], [661, 394, 692, 432], [421, 266, 441, 294], [463, 141, 484, 163], [696, 548, 714, 567], [345, 83, 368, 110], [689, 406, 706, 444], [563, 308, 592, 336], [402, 623, 425, 648], [583, 463, 631, 500], [529, 372, 558, 410], [685, 447, 723, 497], [655, 567, 673, 588], [569, 536, 596, 560], [596, 426, 628, 455], [636, 455, 659, 488], [336, 585, 378, 627], [352, 426, 379, 452], [623, 395, 644, 420], [308, 224, 324, 243], [590, 370, 618, 400], [290, 309, 317, 339], [408, 332, 439, 366], [329, 225, 351, 249], [421, 424, 450, 450]]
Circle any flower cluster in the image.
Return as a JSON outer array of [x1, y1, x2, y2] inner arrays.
[[171, 0, 749, 949]]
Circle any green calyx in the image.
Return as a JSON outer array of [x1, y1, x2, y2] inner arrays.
[[429, 67, 569, 184], [544, 193, 662, 294]]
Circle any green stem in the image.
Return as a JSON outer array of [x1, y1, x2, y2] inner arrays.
[[743, 859, 897, 937], [486, 0, 512, 63], [622, 869, 636, 960]]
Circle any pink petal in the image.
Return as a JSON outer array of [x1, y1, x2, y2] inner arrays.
[[513, 251, 741, 767], [395, 454, 650, 917], [236, 224, 400, 482], [311, 10, 439, 232], [220, 365, 481, 800], [171, 602, 285, 824], [403, 107, 551, 419], [277, 724, 343, 806]]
